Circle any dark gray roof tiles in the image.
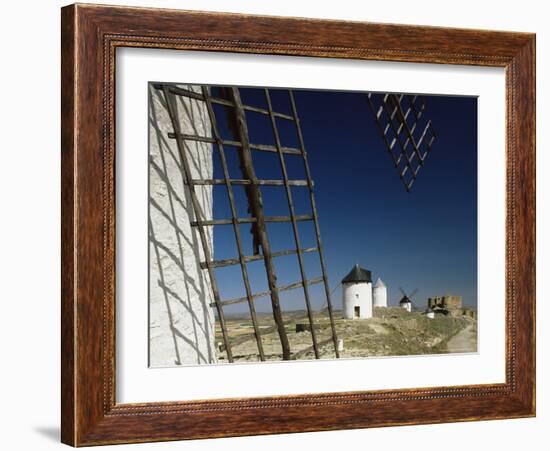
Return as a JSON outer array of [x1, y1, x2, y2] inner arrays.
[[341, 264, 372, 284]]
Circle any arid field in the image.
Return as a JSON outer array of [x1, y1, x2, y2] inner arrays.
[[215, 307, 477, 363]]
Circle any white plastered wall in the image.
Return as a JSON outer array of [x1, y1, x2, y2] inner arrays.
[[343, 282, 373, 319], [148, 84, 216, 367], [373, 284, 388, 307]]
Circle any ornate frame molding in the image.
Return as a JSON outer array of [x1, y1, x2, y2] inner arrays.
[[61, 4, 535, 446]]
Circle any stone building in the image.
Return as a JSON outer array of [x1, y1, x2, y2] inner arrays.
[[428, 295, 462, 310], [148, 84, 216, 367], [427, 295, 477, 318]]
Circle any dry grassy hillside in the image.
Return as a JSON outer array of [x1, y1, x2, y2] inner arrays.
[[215, 307, 477, 363]]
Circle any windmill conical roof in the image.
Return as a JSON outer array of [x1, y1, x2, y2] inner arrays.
[[341, 264, 372, 284], [373, 277, 386, 288]]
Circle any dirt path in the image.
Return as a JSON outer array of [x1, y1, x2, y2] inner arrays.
[[446, 324, 476, 353]]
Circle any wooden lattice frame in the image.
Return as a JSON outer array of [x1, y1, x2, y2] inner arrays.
[[157, 83, 340, 362]]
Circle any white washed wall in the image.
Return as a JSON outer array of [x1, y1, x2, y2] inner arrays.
[[342, 282, 373, 319], [373, 284, 388, 307], [148, 84, 216, 367]]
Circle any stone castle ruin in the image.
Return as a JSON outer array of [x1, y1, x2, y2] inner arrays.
[[428, 295, 463, 310], [427, 295, 476, 319]]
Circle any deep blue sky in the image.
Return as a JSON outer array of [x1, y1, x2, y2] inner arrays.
[[207, 87, 477, 313]]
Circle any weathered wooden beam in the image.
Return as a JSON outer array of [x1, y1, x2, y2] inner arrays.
[[213, 276, 324, 307], [223, 86, 291, 360], [265, 88, 320, 359], [168, 132, 302, 155], [188, 178, 310, 186], [190, 214, 313, 227], [201, 246, 318, 269], [242, 104, 294, 121], [289, 90, 341, 358], [201, 85, 267, 361]]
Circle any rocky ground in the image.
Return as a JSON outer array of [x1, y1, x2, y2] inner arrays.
[[215, 307, 477, 363]]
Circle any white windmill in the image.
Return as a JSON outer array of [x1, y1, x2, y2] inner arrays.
[[341, 264, 373, 319], [399, 287, 418, 313], [373, 278, 388, 307]]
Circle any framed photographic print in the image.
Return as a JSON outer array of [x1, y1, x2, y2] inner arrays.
[[61, 3, 536, 446]]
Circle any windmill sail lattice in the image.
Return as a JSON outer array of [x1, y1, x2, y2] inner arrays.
[[156, 84, 340, 362], [367, 93, 437, 192], [154, 85, 440, 363]]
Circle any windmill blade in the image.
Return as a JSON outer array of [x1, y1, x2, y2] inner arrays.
[[366, 93, 437, 192], [399, 287, 407, 297], [409, 288, 419, 298]]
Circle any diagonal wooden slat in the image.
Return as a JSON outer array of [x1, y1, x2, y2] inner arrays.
[[367, 92, 437, 192], [288, 89, 341, 358], [200, 85, 267, 361], [160, 85, 234, 362]]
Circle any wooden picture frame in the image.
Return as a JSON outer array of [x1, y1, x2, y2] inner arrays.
[[61, 3, 535, 446]]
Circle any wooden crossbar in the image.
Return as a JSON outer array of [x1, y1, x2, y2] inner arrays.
[[188, 179, 311, 187], [190, 215, 313, 227], [168, 132, 302, 155], [212, 276, 324, 307], [201, 247, 318, 269]]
